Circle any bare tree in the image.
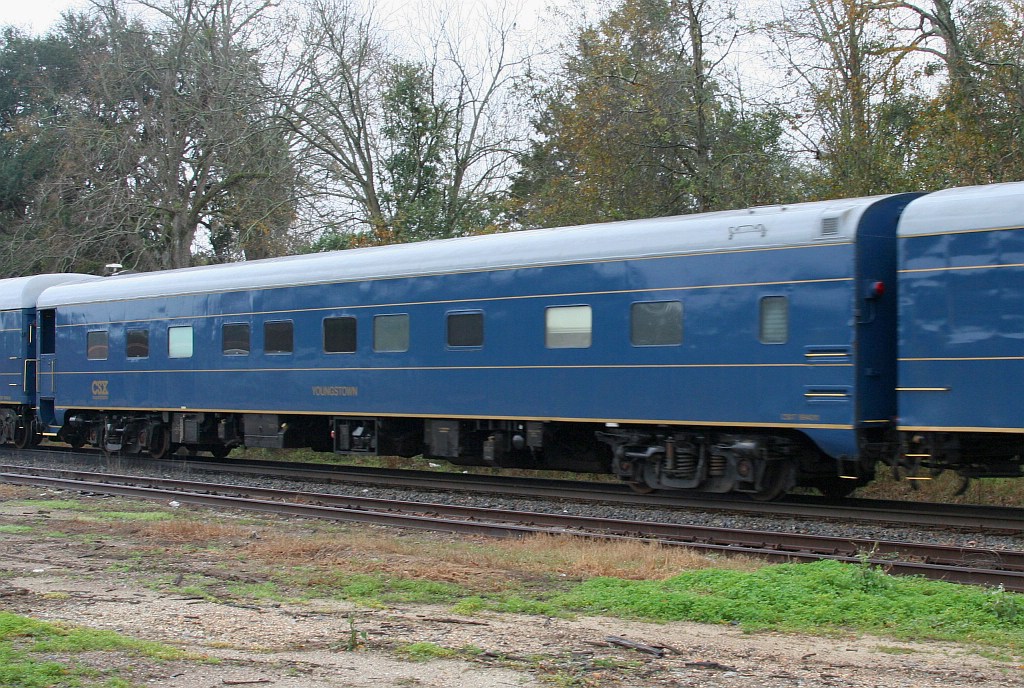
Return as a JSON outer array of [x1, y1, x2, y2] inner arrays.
[[768, 0, 921, 196], [281, 0, 533, 247], [281, 0, 389, 239]]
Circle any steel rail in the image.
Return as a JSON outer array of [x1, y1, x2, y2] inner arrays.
[[3, 466, 1024, 591], [6, 446, 1024, 532], [116, 455, 1024, 532]]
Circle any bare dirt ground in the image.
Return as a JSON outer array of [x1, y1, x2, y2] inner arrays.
[[1, 489, 1023, 687]]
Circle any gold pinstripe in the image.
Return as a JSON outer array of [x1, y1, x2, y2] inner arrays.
[[52, 404, 857, 431], [53, 362, 853, 375], [899, 425, 1024, 433], [900, 262, 1024, 275], [47, 240, 855, 312], [899, 225, 1024, 239], [901, 356, 1024, 362], [55, 275, 855, 328]]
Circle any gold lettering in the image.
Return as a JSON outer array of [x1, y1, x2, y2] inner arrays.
[[311, 385, 359, 397], [91, 380, 109, 398], [781, 413, 821, 422]]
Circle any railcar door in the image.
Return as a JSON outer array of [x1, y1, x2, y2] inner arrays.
[[22, 314, 36, 397], [37, 309, 56, 398]]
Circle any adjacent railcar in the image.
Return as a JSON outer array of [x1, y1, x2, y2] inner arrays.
[[0, 274, 98, 446], [34, 193, 921, 498], [897, 182, 1024, 479]]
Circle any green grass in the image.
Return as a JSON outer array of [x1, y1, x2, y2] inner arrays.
[[395, 641, 462, 661], [0, 611, 188, 687], [394, 642, 483, 662], [298, 572, 467, 606], [10, 500, 173, 522], [84, 511, 173, 523], [553, 560, 1024, 648], [0, 612, 184, 659], [225, 581, 287, 601]]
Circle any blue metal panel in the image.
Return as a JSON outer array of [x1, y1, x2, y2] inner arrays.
[[899, 225, 1024, 432]]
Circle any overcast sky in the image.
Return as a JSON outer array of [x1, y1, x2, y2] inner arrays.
[[2, 0, 93, 31], [1, 0, 564, 34]]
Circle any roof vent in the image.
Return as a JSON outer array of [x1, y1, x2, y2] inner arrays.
[[820, 216, 840, 237]]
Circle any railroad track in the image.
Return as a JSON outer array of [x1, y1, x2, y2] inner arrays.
[[3, 464, 1024, 591], [12, 446, 1021, 533], [188, 459, 1024, 533]]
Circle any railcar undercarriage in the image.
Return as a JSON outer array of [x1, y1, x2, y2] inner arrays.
[[595, 426, 808, 500], [49, 410, 869, 500], [61, 411, 244, 459], [895, 431, 1024, 494], [53, 409, 1024, 501]]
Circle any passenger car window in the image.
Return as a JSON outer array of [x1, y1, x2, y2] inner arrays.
[[168, 326, 194, 359], [447, 311, 484, 348], [126, 329, 149, 358], [222, 323, 250, 355], [87, 331, 108, 360], [264, 320, 293, 354], [374, 314, 409, 352], [324, 317, 357, 353], [546, 306, 592, 348], [759, 296, 788, 344], [631, 301, 682, 346]]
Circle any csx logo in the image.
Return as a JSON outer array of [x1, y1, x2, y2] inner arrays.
[[91, 380, 109, 397]]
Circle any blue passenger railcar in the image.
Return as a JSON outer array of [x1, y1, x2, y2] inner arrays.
[[897, 181, 1024, 479], [0, 274, 98, 446], [37, 193, 919, 497]]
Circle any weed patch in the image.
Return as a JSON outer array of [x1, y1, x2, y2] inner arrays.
[[0, 611, 187, 687], [84, 510, 174, 523], [396, 641, 458, 661], [555, 559, 1024, 649]]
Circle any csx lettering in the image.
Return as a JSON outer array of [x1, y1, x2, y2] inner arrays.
[[91, 380, 109, 397]]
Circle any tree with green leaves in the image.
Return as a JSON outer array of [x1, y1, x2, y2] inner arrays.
[[889, 0, 1024, 185], [512, 0, 802, 228], [0, 0, 297, 276], [0, 28, 81, 238], [377, 61, 453, 242]]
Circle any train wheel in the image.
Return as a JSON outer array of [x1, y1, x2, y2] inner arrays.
[[210, 444, 232, 459], [12, 416, 33, 450], [749, 460, 796, 501], [148, 424, 171, 460], [627, 481, 655, 494], [0, 409, 16, 445]]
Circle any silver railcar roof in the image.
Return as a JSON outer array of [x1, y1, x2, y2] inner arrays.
[[0, 274, 100, 311], [898, 181, 1024, 237], [38, 195, 895, 308]]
